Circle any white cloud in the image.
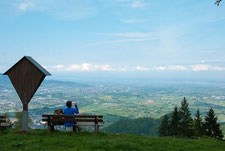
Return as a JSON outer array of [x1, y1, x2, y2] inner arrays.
[[66, 63, 112, 72], [192, 64, 211, 71], [119, 67, 128, 72], [42, 65, 48, 69], [43, 64, 225, 72], [134, 66, 149, 71], [53, 65, 64, 69], [17, 0, 34, 12], [152, 66, 166, 71], [168, 65, 186, 71], [101, 65, 111, 71], [13, 0, 96, 20], [214, 66, 225, 71]]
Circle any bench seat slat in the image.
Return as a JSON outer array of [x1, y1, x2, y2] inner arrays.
[[42, 114, 103, 118], [0, 120, 6, 123], [42, 119, 103, 122], [0, 123, 12, 127], [0, 116, 6, 118], [76, 122, 104, 126]]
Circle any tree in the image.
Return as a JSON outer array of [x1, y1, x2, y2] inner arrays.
[[215, 0, 222, 6], [204, 108, 223, 139], [194, 108, 204, 137], [159, 114, 169, 136], [170, 106, 181, 137], [179, 97, 194, 137]]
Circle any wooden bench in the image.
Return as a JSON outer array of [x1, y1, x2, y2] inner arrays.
[[0, 116, 12, 129], [42, 114, 104, 133]]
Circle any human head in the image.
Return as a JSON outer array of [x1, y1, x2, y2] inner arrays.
[[66, 101, 72, 108]]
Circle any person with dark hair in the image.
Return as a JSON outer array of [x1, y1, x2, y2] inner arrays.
[[63, 100, 79, 128]]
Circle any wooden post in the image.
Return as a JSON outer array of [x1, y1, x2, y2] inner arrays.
[[47, 115, 54, 132], [22, 103, 28, 131], [94, 116, 99, 133]]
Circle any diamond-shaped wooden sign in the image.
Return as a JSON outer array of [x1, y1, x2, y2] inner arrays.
[[3, 56, 51, 130]]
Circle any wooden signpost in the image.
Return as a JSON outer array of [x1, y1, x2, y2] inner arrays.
[[3, 56, 51, 131]]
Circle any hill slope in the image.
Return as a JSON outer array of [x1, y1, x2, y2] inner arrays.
[[0, 130, 225, 151], [103, 117, 160, 136], [221, 123, 225, 135]]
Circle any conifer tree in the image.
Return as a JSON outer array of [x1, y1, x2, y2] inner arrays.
[[179, 97, 194, 137], [159, 114, 169, 136], [194, 108, 204, 137], [204, 108, 223, 139], [170, 106, 180, 137]]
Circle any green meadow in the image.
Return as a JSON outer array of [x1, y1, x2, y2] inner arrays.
[[0, 129, 224, 151]]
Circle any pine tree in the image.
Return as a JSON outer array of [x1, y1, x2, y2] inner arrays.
[[170, 106, 180, 137], [204, 108, 223, 139], [194, 108, 204, 137], [159, 114, 169, 136], [179, 97, 194, 137]]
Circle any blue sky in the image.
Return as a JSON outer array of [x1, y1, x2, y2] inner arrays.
[[0, 0, 225, 80]]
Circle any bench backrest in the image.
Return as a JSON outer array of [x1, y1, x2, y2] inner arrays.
[[0, 116, 6, 123], [42, 114, 103, 126]]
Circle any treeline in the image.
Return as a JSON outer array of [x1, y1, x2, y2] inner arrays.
[[159, 97, 224, 140]]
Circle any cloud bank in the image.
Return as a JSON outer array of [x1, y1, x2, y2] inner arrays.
[[41, 64, 225, 72]]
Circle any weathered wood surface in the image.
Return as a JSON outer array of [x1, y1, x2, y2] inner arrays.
[[6, 58, 46, 106]]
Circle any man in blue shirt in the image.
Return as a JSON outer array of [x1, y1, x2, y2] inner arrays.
[[63, 101, 79, 127]]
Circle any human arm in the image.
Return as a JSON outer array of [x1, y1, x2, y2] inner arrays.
[[74, 103, 79, 114]]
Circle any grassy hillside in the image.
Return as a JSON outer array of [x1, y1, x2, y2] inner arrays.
[[0, 129, 224, 151], [221, 124, 225, 135], [103, 117, 160, 136]]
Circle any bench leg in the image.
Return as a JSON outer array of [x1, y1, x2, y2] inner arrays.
[[94, 125, 99, 133], [73, 125, 81, 132], [72, 125, 76, 132], [48, 126, 54, 132]]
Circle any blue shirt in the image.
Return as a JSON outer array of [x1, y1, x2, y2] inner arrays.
[[63, 107, 79, 127]]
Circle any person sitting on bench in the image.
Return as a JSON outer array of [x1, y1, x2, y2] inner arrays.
[[63, 101, 79, 129]]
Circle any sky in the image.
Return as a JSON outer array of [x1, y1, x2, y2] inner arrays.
[[0, 0, 225, 81]]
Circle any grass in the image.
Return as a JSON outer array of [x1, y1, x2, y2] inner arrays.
[[0, 129, 225, 151]]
